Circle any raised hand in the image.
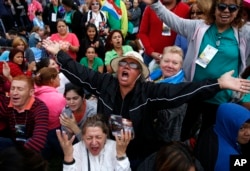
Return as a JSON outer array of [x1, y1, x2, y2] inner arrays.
[[218, 70, 250, 93], [115, 129, 132, 158], [60, 113, 81, 136], [42, 39, 61, 55], [2, 62, 11, 81], [56, 129, 75, 162]]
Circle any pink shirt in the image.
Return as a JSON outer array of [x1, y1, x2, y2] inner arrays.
[[50, 33, 80, 60], [34, 85, 66, 130]]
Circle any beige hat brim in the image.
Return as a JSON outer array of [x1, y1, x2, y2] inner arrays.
[[110, 56, 150, 78]]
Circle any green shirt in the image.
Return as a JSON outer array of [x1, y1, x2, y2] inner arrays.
[[104, 45, 133, 65], [106, 0, 128, 37], [242, 76, 250, 103], [194, 24, 239, 104], [80, 57, 104, 72]]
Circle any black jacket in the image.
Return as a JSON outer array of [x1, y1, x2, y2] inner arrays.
[[57, 50, 221, 160], [42, 3, 64, 34]]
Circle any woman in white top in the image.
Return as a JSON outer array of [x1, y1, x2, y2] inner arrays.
[[56, 114, 132, 171], [85, 0, 109, 36]]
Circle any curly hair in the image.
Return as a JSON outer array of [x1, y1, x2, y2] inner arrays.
[[205, 0, 244, 28], [104, 30, 125, 52]]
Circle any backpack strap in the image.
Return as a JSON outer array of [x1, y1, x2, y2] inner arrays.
[[100, 11, 106, 22]]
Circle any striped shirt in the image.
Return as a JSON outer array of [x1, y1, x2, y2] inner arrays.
[[0, 95, 49, 152]]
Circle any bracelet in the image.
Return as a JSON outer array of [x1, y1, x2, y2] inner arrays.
[[63, 158, 75, 165], [116, 155, 127, 161]]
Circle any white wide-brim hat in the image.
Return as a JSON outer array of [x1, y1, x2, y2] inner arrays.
[[110, 51, 150, 78]]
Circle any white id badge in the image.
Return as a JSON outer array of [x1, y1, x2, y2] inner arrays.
[[195, 45, 218, 68], [51, 13, 57, 22], [162, 23, 171, 36]]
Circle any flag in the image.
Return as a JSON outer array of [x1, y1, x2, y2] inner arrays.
[[101, 0, 122, 20]]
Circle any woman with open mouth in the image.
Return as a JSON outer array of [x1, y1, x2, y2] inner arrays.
[[56, 114, 132, 171], [104, 30, 133, 73]]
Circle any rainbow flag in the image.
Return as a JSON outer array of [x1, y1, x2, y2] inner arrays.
[[101, 0, 122, 20]]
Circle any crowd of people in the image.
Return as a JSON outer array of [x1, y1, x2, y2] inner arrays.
[[0, 0, 250, 171]]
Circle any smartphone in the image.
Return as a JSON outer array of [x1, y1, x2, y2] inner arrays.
[[63, 106, 72, 118]]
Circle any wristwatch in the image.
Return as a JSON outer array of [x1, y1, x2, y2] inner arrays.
[[116, 155, 127, 161]]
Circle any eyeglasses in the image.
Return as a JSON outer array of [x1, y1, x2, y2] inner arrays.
[[118, 61, 140, 69], [190, 11, 203, 15], [217, 3, 239, 13], [91, 2, 99, 6]]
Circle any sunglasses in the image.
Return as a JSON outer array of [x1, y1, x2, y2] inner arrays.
[[190, 11, 203, 15], [91, 2, 99, 5], [217, 3, 239, 13], [118, 61, 140, 69]]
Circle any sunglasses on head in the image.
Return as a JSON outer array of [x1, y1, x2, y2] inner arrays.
[[92, 2, 99, 5], [217, 3, 239, 13], [118, 61, 140, 69]]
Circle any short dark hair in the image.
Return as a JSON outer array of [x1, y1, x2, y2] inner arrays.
[[64, 83, 85, 98]]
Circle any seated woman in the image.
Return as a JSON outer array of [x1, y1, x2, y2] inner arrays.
[[0, 49, 36, 87], [50, 19, 80, 61], [0, 36, 36, 64], [83, 0, 109, 46], [195, 103, 250, 171], [34, 67, 66, 131], [60, 83, 97, 142], [78, 23, 105, 62], [80, 46, 104, 73], [104, 30, 133, 73], [13, 36, 36, 63], [36, 57, 70, 94], [149, 46, 186, 142], [34, 67, 66, 159], [56, 114, 132, 171]]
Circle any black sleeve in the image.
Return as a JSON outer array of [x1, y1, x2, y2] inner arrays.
[[143, 80, 221, 109], [96, 38, 105, 60], [72, 11, 84, 40], [56, 50, 113, 95], [42, 6, 50, 25]]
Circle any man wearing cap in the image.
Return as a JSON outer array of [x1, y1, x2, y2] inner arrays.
[[42, 39, 250, 170]]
